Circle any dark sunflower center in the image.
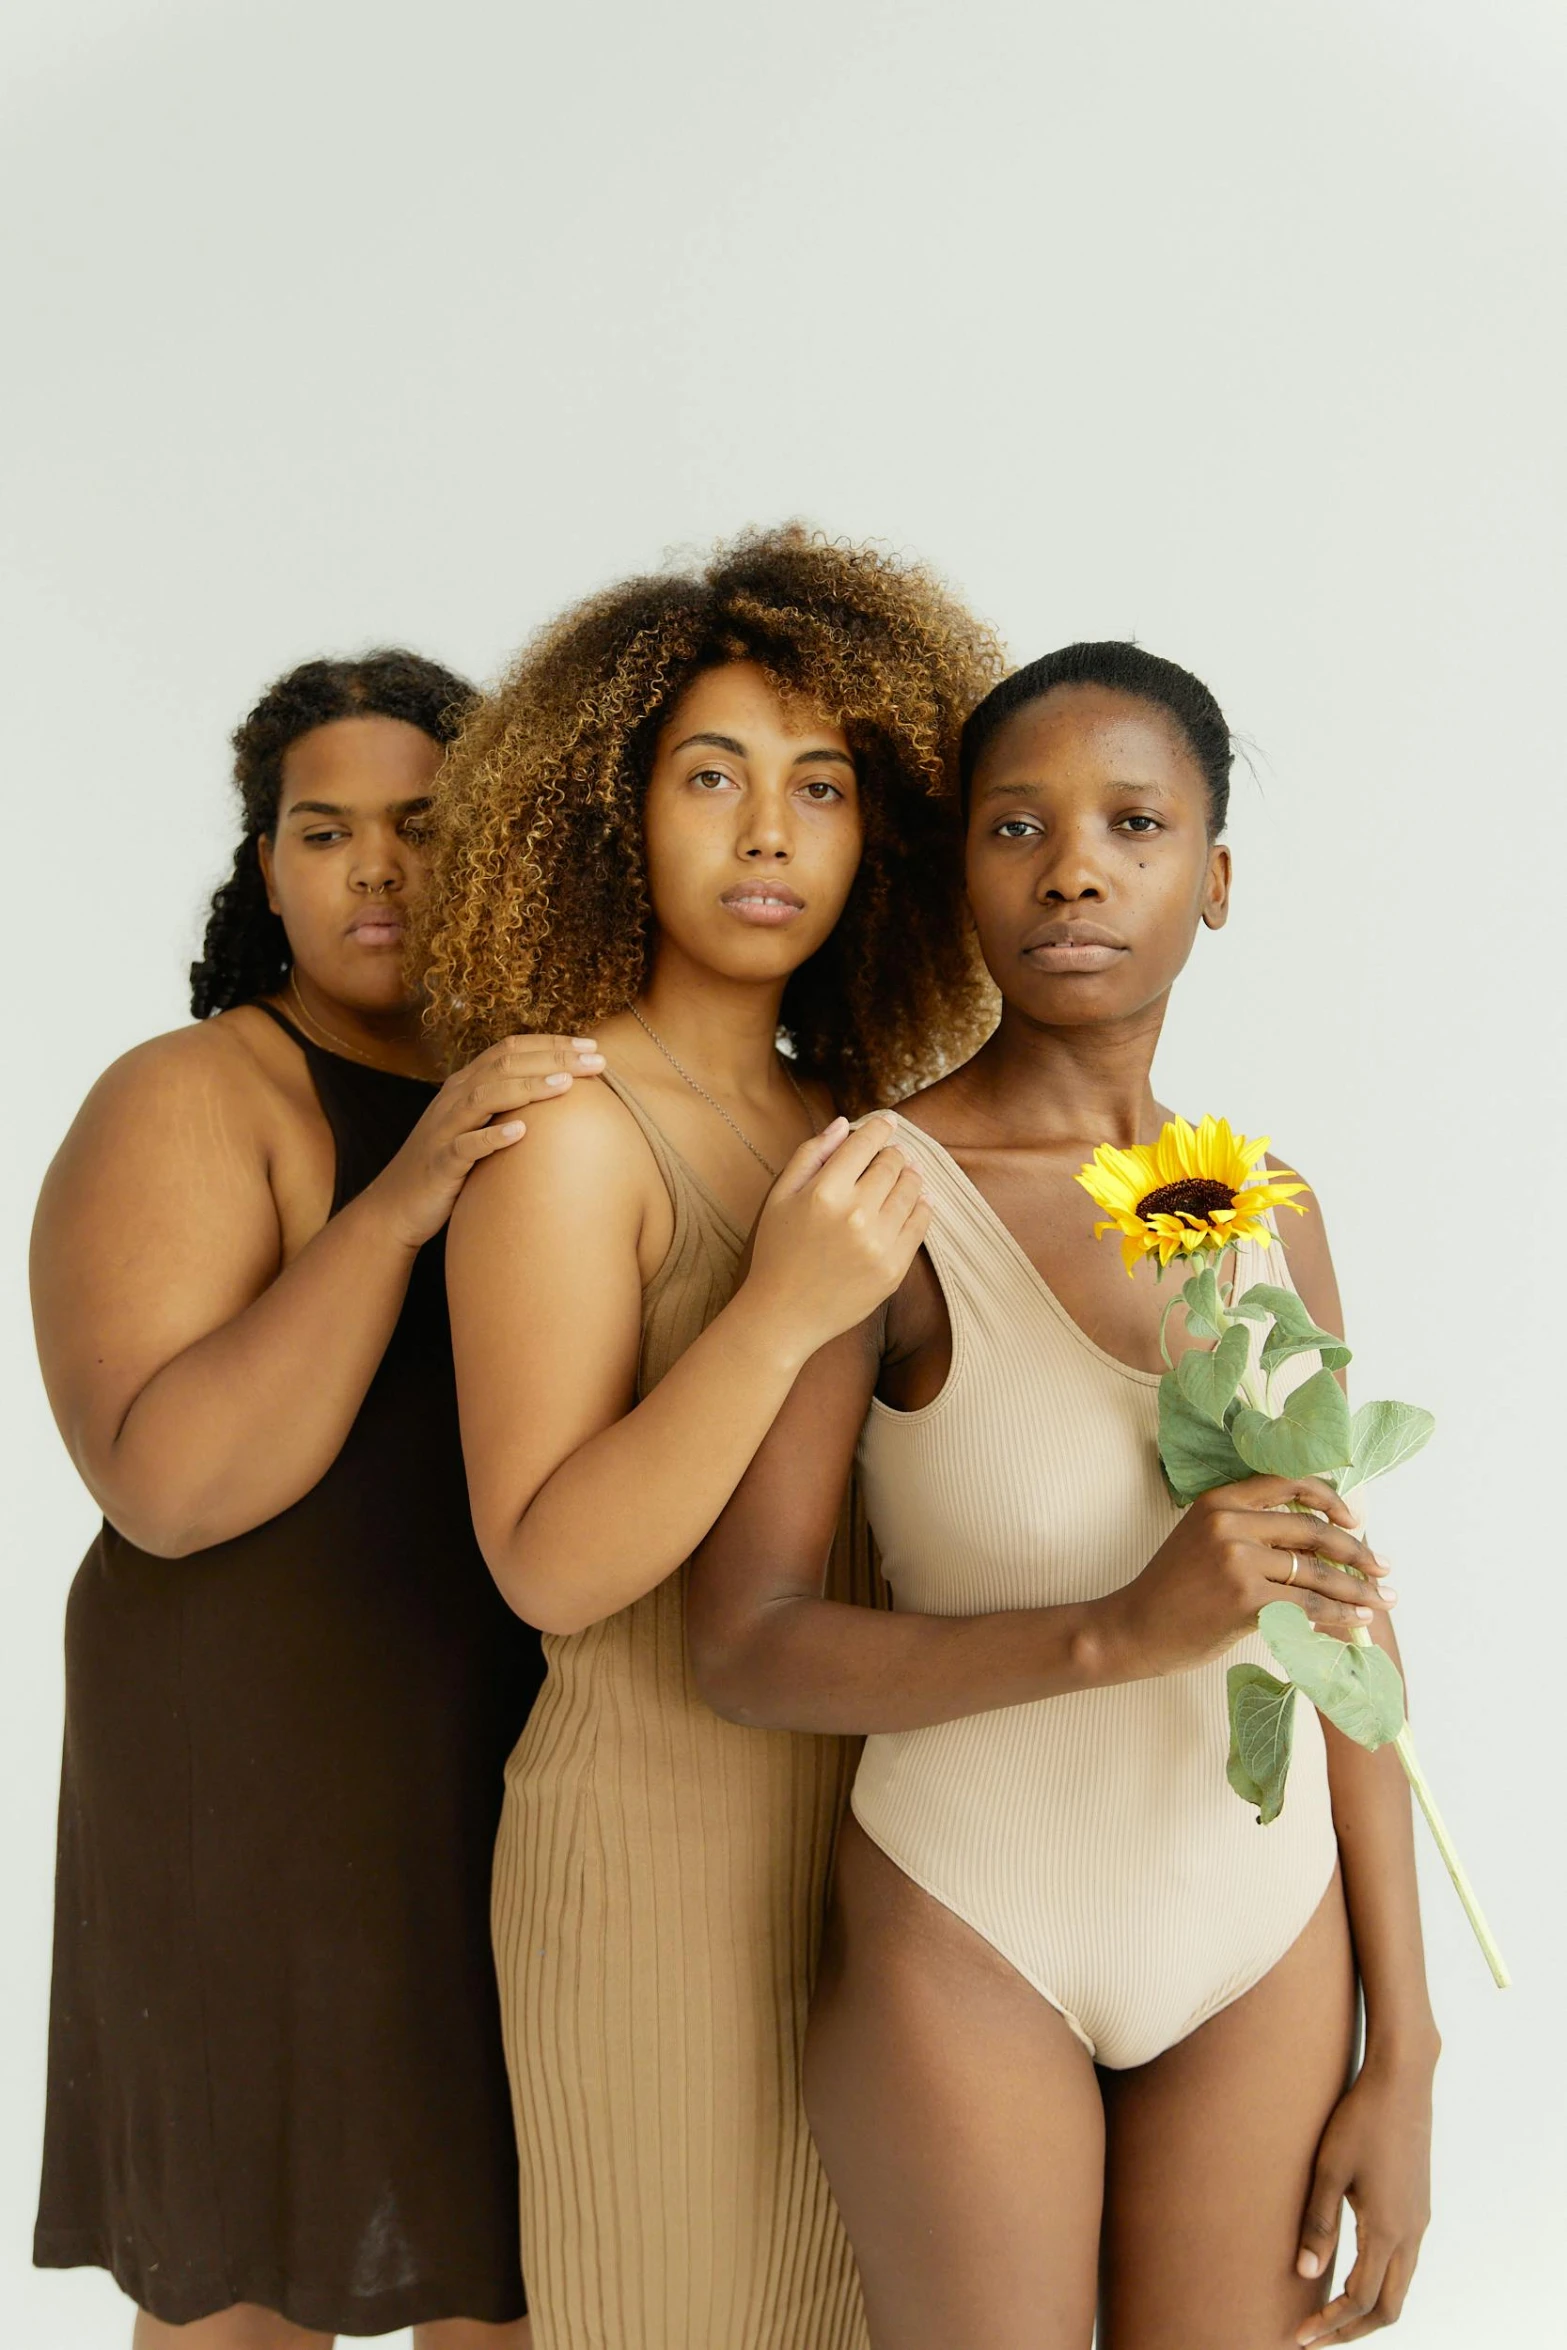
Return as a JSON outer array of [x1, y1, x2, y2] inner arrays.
[[1135, 1176, 1236, 1224]]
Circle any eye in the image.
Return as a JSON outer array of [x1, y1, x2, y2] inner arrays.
[[689, 766, 738, 793], [797, 777, 845, 802], [1116, 813, 1164, 835], [994, 816, 1043, 840], [302, 827, 349, 847], [400, 819, 431, 845]]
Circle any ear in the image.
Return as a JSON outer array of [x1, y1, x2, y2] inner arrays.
[[256, 832, 282, 918], [1200, 841, 1231, 932]]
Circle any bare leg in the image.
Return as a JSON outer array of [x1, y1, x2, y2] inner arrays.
[[415, 2321, 531, 2349], [132, 2308, 332, 2349], [804, 1815, 1103, 2350], [131, 2303, 529, 2348], [1099, 1870, 1357, 2350]]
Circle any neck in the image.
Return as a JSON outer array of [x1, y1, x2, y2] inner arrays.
[[285, 969, 438, 1079], [636, 941, 788, 1095], [959, 996, 1170, 1148]]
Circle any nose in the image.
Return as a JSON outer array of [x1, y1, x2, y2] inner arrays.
[[351, 826, 406, 896], [1036, 822, 1106, 904], [736, 783, 793, 863]]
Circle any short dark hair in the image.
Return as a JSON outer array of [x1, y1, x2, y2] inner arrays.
[[959, 640, 1232, 833], [189, 649, 475, 1018]]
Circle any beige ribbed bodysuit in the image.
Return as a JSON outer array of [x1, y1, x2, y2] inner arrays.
[[853, 1117, 1340, 2072], [491, 1074, 870, 2350]]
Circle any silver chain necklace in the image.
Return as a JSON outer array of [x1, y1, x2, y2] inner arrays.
[[629, 1007, 813, 1180]]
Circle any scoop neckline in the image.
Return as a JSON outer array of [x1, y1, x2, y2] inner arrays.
[[601, 1066, 750, 1253], [889, 1112, 1165, 1388]]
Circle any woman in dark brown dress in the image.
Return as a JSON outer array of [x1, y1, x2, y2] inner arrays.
[[30, 653, 603, 2348]]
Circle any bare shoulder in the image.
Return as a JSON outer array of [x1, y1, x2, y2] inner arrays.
[[887, 1065, 966, 1142], [451, 1071, 662, 1239], [1267, 1149, 1343, 1331], [47, 1013, 295, 1176]]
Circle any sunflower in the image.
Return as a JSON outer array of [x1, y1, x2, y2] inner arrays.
[[1075, 1114, 1310, 1274]]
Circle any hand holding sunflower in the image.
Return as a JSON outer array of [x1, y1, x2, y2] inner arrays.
[[1076, 1115, 1508, 1989]]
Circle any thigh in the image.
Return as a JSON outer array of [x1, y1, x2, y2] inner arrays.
[[415, 2322, 531, 2349], [805, 1817, 1103, 2350], [132, 2307, 332, 2349], [1099, 1870, 1357, 2350]]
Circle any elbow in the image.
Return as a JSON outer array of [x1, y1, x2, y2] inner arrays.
[[482, 1536, 609, 1639], [94, 1476, 212, 1560], [688, 1623, 781, 1729]]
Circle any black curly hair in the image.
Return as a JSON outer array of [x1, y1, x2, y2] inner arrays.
[[189, 650, 476, 1018]]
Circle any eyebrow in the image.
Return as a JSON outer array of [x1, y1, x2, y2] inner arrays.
[[976, 775, 1177, 802], [284, 795, 434, 818], [670, 731, 854, 769]]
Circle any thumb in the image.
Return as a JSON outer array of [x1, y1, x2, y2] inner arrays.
[[773, 1116, 850, 1197], [1297, 2147, 1349, 2281]]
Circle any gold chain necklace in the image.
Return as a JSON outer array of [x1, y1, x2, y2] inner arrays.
[[629, 1007, 814, 1180], [285, 973, 405, 1072]]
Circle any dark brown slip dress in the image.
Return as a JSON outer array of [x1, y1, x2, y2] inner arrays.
[[34, 1004, 545, 2333]]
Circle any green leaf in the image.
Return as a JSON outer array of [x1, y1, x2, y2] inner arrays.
[[1174, 1322, 1252, 1428], [1258, 1602, 1407, 1749], [1227, 1663, 1297, 1824], [1158, 1377, 1248, 1503], [1179, 1263, 1226, 1342], [1230, 1367, 1354, 1478], [1232, 1281, 1352, 1374], [1336, 1399, 1436, 1499]]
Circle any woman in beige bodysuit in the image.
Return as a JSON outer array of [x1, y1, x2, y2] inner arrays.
[[418, 529, 1001, 2350], [692, 642, 1439, 2350]]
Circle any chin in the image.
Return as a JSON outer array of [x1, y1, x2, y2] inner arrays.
[[699, 926, 834, 983], [326, 969, 418, 1019]]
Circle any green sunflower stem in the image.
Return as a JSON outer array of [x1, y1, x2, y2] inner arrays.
[[1393, 1719, 1511, 1989], [1344, 1629, 1510, 1988]]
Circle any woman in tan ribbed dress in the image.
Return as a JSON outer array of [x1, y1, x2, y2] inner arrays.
[[692, 645, 1439, 2350], [415, 530, 1002, 2349]]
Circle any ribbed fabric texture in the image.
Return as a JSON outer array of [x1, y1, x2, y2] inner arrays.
[[854, 1118, 1340, 2072], [492, 1074, 870, 2350]]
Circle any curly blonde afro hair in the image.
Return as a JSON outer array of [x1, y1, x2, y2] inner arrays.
[[414, 526, 1005, 1111]]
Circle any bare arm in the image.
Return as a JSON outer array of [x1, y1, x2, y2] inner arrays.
[[31, 1025, 593, 1556], [446, 1089, 931, 1636], [1284, 1186, 1437, 2058], [1282, 1184, 1437, 2339], [689, 1269, 1388, 1732]]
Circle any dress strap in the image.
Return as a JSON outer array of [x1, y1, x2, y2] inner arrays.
[[248, 997, 310, 1051], [599, 1069, 747, 1251]]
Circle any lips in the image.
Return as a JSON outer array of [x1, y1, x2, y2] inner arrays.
[[347, 912, 404, 947], [1021, 921, 1127, 973], [720, 883, 806, 928]]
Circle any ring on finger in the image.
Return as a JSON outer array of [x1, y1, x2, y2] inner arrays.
[[1284, 1554, 1299, 1586]]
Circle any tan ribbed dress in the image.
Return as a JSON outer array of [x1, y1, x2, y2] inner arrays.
[[491, 1074, 871, 2350], [854, 1117, 1340, 2072]]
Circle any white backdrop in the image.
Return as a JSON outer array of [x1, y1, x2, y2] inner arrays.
[[3, 4, 1563, 2343]]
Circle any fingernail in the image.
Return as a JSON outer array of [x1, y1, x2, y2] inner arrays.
[[1297, 2250, 1321, 2279], [500, 1121, 525, 1140], [571, 1038, 597, 1048], [546, 1072, 571, 1087], [576, 1052, 605, 1069], [1379, 1585, 1398, 1602], [1354, 1606, 1375, 1620]]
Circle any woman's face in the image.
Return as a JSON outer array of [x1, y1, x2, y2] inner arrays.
[[641, 661, 865, 985], [964, 683, 1230, 1031], [257, 714, 444, 1013]]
